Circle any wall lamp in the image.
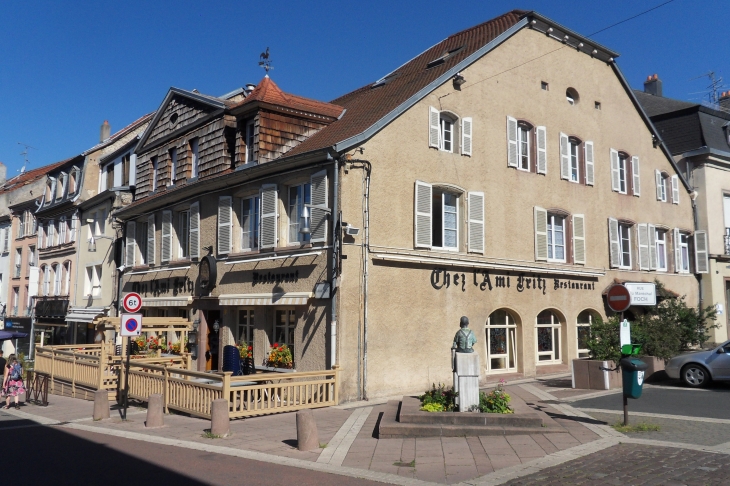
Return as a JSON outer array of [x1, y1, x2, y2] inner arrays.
[[300, 204, 332, 235], [453, 73, 466, 90]]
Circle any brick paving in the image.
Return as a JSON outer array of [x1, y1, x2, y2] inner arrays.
[[502, 443, 730, 485]]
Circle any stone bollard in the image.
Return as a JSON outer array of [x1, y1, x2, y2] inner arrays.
[[145, 394, 164, 428], [296, 409, 319, 451], [210, 399, 229, 437], [93, 390, 110, 421]]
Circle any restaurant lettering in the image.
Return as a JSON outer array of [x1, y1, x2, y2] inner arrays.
[[430, 268, 595, 295], [252, 270, 299, 286], [132, 277, 193, 297]]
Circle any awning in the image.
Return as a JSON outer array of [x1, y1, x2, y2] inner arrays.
[[142, 296, 193, 307], [65, 306, 108, 323], [219, 292, 313, 306]]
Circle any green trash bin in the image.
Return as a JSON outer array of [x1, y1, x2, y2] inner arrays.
[[619, 357, 648, 399]]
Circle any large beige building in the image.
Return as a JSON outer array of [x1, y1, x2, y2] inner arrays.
[[116, 10, 704, 401]]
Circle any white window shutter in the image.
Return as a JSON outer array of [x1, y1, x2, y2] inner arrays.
[[608, 217, 620, 268], [217, 196, 233, 254], [536, 126, 547, 174], [310, 170, 329, 243], [671, 175, 680, 204], [694, 231, 709, 274], [260, 184, 278, 249], [2, 227, 8, 253], [125, 221, 136, 267], [648, 224, 657, 270], [610, 149, 620, 192], [506, 116, 518, 168], [147, 215, 156, 265], [461, 117, 472, 156], [572, 214, 586, 265], [161, 210, 172, 262], [534, 206, 548, 261], [467, 191, 484, 254], [655, 170, 663, 200], [631, 156, 641, 196], [560, 132, 570, 180], [584, 141, 594, 185], [673, 227, 681, 273], [429, 106, 440, 148], [190, 202, 200, 259], [637, 223, 649, 270], [414, 181, 432, 248]]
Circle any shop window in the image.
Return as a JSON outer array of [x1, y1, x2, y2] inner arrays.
[[274, 309, 296, 365], [238, 309, 255, 350], [486, 309, 518, 374], [576, 311, 596, 359], [536, 310, 563, 364]]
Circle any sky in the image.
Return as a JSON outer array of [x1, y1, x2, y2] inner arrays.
[[1, 0, 727, 177]]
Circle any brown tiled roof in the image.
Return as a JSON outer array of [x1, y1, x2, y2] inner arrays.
[[0, 159, 70, 195], [284, 9, 527, 157], [231, 76, 344, 119]]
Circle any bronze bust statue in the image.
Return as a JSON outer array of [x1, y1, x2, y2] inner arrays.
[[452, 316, 477, 353]]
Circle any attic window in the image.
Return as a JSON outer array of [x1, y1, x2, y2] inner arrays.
[[426, 45, 466, 69], [371, 72, 399, 89], [170, 113, 179, 125]]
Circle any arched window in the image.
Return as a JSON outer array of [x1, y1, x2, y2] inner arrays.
[[486, 309, 519, 373], [536, 310, 564, 364], [577, 310, 598, 358], [63, 261, 71, 295], [41, 265, 50, 296], [52, 263, 61, 296]]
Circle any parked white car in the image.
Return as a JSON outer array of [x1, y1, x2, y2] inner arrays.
[[665, 341, 730, 387]]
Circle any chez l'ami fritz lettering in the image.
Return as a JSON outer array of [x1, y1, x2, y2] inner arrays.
[[430, 268, 596, 295]]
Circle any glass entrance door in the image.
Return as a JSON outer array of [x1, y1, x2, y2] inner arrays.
[[486, 310, 517, 373]]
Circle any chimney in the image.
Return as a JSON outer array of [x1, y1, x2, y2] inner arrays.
[[0, 162, 6, 185], [720, 91, 730, 111], [100, 120, 111, 143], [644, 73, 662, 97]]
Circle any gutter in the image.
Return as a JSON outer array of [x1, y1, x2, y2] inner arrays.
[[682, 146, 730, 161]]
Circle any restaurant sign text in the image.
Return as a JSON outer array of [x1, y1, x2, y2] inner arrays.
[[430, 268, 596, 295]]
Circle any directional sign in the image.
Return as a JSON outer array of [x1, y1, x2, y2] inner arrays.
[[606, 284, 631, 313], [121, 313, 142, 336], [122, 292, 143, 313], [624, 283, 656, 306]]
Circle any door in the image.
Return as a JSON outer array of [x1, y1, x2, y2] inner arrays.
[[205, 310, 221, 371]]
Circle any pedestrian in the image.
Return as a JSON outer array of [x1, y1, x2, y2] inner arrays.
[[2, 355, 25, 410], [0, 351, 6, 375]]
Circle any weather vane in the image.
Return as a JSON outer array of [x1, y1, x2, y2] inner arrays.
[[258, 47, 273, 73]]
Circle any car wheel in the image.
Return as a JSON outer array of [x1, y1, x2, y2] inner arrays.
[[681, 364, 710, 388]]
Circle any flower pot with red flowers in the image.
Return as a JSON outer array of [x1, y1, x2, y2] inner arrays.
[[266, 343, 293, 369]]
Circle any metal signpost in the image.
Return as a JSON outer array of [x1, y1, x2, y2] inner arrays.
[[121, 292, 143, 420]]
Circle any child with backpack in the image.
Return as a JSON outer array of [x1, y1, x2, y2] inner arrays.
[[2, 356, 25, 410]]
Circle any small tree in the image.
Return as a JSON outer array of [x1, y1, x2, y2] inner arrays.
[[586, 315, 621, 363]]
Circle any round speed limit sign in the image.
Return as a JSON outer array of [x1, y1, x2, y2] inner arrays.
[[123, 292, 143, 313]]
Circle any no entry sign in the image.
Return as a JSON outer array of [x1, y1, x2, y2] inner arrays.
[[606, 284, 631, 313], [122, 292, 143, 313], [121, 313, 142, 336]]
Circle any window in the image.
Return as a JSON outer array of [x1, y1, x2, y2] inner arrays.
[[619, 224, 632, 269], [2, 226, 8, 253], [151, 156, 158, 192], [569, 139, 580, 182], [594, 101, 601, 110], [139, 222, 148, 265], [57, 173, 67, 200], [14, 248, 22, 278], [655, 170, 669, 202], [439, 115, 454, 152], [576, 311, 594, 359], [168, 148, 177, 185], [178, 210, 190, 259], [547, 214, 566, 262], [246, 120, 256, 163], [45, 178, 55, 205], [536, 310, 562, 363], [59, 216, 67, 245], [517, 124, 530, 171], [105, 163, 114, 191], [274, 309, 296, 364], [541, 81, 549, 91], [288, 184, 311, 244], [432, 190, 458, 250], [618, 154, 628, 193], [611, 150, 639, 196], [678, 232, 690, 273], [52, 264, 61, 295], [12, 287, 19, 316], [565, 87, 579, 105], [238, 309, 254, 348], [655, 229, 667, 271], [69, 168, 79, 195], [24, 285, 30, 316], [63, 261, 71, 295], [486, 309, 518, 373], [41, 265, 49, 296], [190, 138, 199, 178], [85, 265, 102, 297], [28, 246, 35, 270], [241, 196, 260, 251]]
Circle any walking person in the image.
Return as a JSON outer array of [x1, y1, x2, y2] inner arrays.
[[0, 351, 6, 375], [2, 355, 25, 410]]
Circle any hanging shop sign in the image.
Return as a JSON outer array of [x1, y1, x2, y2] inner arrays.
[[199, 255, 217, 295], [430, 268, 596, 295]]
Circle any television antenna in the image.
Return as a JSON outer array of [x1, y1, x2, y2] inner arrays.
[[690, 71, 726, 106], [17, 142, 37, 174], [258, 47, 273, 73]]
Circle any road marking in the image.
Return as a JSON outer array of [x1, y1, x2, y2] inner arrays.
[[318, 406, 373, 466], [576, 407, 730, 424], [558, 388, 623, 402]]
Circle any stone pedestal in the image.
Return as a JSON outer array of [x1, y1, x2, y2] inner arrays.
[[145, 394, 164, 428], [453, 352, 480, 412], [93, 390, 110, 421], [296, 409, 319, 451]]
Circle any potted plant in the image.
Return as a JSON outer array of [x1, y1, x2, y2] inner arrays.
[[266, 343, 293, 369]]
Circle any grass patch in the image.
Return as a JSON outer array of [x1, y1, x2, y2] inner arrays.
[[393, 460, 416, 468], [202, 431, 223, 439], [319, 443, 327, 449], [611, 422, 660, 433]]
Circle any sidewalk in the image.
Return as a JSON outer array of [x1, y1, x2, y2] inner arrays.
[[7, 376, 616, 485]]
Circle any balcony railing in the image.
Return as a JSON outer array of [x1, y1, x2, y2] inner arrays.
[[725, 234, 730, 256]]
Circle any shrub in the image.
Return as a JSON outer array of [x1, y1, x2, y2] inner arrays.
[[419, 383, 458, 412], [478, 380, 514, 414], [420, 402, 444, 412]]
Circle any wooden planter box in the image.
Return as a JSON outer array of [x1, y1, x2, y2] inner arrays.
[[571, 359, 622, 390]]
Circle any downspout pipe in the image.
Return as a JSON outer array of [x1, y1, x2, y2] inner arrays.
[[691, 189, 703, 310], [330, 158, 339, 369]]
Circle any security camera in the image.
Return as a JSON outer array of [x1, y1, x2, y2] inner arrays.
[[343, 223, 361, 236]]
